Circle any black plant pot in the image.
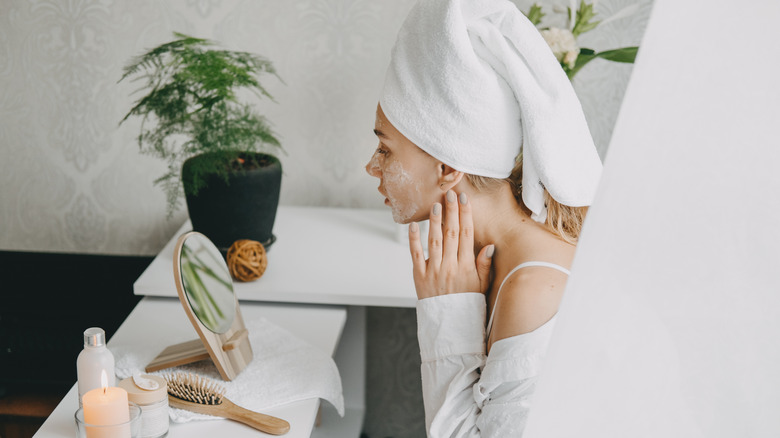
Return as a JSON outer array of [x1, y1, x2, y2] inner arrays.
[[182, 152, 282, 253]]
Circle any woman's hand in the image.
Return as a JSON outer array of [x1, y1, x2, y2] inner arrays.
[[409, 190, 494, 300]]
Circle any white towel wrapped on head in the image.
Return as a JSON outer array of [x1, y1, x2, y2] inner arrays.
[[380, 0, 602, 222]]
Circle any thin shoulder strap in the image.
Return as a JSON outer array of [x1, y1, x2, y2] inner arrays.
[[486, 261, 571, 340]]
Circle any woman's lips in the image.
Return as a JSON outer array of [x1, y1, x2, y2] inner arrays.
[[378, 187, 389, 205]]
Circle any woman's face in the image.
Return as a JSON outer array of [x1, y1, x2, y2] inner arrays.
[[365, 105, 440, 224]]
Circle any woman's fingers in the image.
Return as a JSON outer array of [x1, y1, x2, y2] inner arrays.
[[457, 192, 475, 264], [408, 221, 426, 277], [411, 191, 491, 297], [476, 244, 494, 293], [428, 202, 443, 266], [442, 190, 460, 263]]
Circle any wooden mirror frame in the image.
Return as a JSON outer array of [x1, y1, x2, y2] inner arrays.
[[146, 231, 253, 381]]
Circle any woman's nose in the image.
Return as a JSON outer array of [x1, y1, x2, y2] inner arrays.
[[365, 154, 381, 177]]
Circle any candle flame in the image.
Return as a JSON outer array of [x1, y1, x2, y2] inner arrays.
[[101, 369, 108, 395]]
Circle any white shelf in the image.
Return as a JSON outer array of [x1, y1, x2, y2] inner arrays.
[[135, 206, 418, 308]]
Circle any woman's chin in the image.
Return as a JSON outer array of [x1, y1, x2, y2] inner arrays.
[[391, 211, 426, 225], [391, 210, 411, 224]]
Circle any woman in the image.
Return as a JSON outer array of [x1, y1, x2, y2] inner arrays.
[[366, 0, 602, 436]]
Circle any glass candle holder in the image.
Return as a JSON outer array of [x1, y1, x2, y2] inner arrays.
[[75, 402, 142, 438]]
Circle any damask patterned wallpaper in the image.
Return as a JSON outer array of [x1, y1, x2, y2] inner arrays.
[[0, 1, 652, 436]]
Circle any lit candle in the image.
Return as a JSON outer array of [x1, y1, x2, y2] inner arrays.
[[82, 370, 131, 438]]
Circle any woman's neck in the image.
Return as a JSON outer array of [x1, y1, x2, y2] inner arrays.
[[457, 182, 535, 255], [457, 181, 576, 285]]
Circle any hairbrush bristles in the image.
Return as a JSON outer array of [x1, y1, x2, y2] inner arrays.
[[164, 372, 225, 405]]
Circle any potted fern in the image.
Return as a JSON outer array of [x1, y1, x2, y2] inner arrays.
[[119, 33, 283, 251]]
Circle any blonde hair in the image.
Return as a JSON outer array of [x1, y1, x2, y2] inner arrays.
[[467, 155, 587, 244]]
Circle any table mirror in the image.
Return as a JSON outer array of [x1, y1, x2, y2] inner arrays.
[[146, 231, 253, 381]]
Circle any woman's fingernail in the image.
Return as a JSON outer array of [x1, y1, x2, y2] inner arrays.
[[486, 245, 495, 258], [459, 192, 468, 205], [410, 222, 419, 233], [446, 190, 456, 203], [433, 203, 441, 216]]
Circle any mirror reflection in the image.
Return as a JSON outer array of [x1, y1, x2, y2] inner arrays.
[[178, 233, 236, 334]]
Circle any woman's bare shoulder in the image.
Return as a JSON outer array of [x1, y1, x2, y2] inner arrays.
[[488, 233, 573, 348], [489, 221, 576, 344], [489, 266, 567, 342]]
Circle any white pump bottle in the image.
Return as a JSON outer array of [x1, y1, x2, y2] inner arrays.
[[76, 327, 116, 407]]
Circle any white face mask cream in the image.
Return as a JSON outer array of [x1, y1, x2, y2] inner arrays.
[[383, 160, 421, 223]]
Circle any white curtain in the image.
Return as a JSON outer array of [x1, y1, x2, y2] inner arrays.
[[525, 0, 780, 436]]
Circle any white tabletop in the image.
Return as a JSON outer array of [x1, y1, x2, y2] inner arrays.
[[34, 297, 348, 438], [134, 206, 418, 308]]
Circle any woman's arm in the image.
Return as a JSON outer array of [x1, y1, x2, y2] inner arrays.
[[417, 293, 486, 436]]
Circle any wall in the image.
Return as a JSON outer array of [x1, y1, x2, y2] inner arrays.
[[0, 0, 652, 436]]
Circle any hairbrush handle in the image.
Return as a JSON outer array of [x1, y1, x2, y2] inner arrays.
[[169, 396, 290, 435], [220, 398, 290, 435]]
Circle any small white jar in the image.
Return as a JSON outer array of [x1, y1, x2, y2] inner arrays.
[[118, 374, 169, 438]]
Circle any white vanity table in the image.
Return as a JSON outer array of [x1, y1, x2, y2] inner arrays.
[[35, 206, 417, 437], [34, 298, 347, 438]]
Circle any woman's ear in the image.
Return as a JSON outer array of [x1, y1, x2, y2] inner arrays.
[[436, 163, 464, 192]]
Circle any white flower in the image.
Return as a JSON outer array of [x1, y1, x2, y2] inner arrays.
[[563, 50, 579, 68], [540, 27, 580, 69]]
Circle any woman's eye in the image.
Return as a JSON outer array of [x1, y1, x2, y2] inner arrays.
[[376, 146, 388, 155]]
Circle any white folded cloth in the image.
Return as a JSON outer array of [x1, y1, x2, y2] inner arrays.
[[112, 317, 344, 422], [380, 0, 602, 222]]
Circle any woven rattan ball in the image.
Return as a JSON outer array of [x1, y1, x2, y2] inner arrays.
[[226, 239, 267, 282]]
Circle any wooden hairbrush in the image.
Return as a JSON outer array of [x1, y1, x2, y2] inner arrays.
[[164, 372, 290, 435]]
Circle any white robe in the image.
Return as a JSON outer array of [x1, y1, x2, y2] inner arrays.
[[417, 293, 556, 437]]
